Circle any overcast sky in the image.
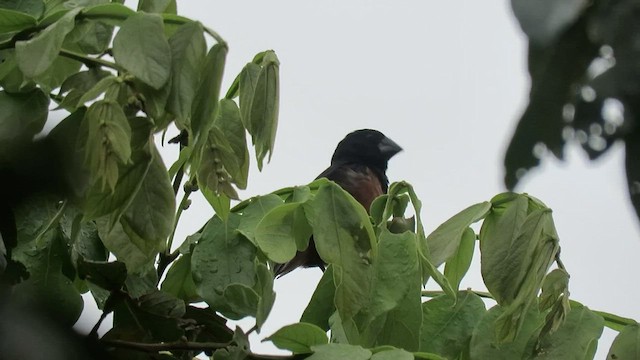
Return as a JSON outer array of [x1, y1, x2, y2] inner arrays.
[[74, 1, 640, 357]]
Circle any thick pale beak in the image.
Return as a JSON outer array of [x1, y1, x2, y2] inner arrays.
[[378, 136, 403, 158]]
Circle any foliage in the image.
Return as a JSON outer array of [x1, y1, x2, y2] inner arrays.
[[505, 0, 640, 224], [0, 1, 638, 359]]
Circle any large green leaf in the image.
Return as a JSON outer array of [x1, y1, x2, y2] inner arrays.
[[235, 194, 283, 245], [191, 214, 257, 315], [443, 227, 475, 290], [358, 229, 422, 351], [15, 8, 80, 78], [607, 324, 640, 360], [11, 196, 83, 325], [255, 262, 275, 329], [0, 9, 37, 33], [161, 253, 199, 302], [166, 21, 205, 126], [420, 291, 486, 359], [120, 144, 175, 252], [112, 12, 171, 89], [469, 305, 543, 360], [534, 303, 604, 359], [255, 202, 311, 263], [427, 201, 490, 267], [0, 0, 43, 17], [305, 180, 376, 341], [96, 216, 158, 274], [267, 322, 328, 354]]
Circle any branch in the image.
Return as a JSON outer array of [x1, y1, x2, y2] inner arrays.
[[100, 339, 300, 359], [59, 49, 121, 71], [101, 339, 229, 352]]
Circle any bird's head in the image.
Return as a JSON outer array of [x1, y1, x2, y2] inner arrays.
[[331, 129, 402, 170]]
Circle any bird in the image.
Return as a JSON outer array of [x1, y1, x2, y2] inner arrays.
[[274, 129, 402, 277]]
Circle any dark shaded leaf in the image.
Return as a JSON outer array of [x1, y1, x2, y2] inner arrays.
[[161, 253, 200, 302], [504, 17, 599, 189], [77, 258, 127, 290], [0, 89, 49, 161]]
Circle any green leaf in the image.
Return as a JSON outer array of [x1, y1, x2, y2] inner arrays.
[[358, 229, 422, 351], [0, 0, 42, 17], [419, 291, 486, 359], [161, 253, 200, 302], [66, 18, 113, 54], [201, 187, 231, 222], [301, 265, 336, 330], [124, 265, 158, 297], [443, 227, 475, 290], [196, 126, 240, 200], [255, 262, 275, 329], [235, 194, 283, 244], [57, 68, 111, 110], [534, 303, 604, 359], [96, 217, 157, 274], [469, 305, 543, 360], [427, 201, 490, 267], [308, 344, 371, 360], [267, 322, 328, 354], [412, 352, 448, 360], [255, 203, 311, 263], [214, 98, 250, 189], [82, 100, 132, 190], [191, 214, 257, 313], [120, 144, 175, 252], [137, 290, 185, 318], [478, 194, 531, 305], [305, 181, 376, 332], [0, 89, 49, 160], [74, 74, 119, 107], [11, 197, 83, 325], [112, 12, 170, 89], [81, 3, 135, 25], [607, 324, 640, 360], [15, 8, 80, 78], [166, 20, 205, 126], [222, 283, 259, 319], [82, 116, 153, 223], [190, 43, 226, 143], [33, 56, 81, 93], [238, 62, 261, 133], [249, 51, 279, 170], [0, 8, 36, 34], [138, 0, 176, 13], [371, 348, 413, 360]]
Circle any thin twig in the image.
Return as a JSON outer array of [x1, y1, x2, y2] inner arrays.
[[101, 339, 230, 352]]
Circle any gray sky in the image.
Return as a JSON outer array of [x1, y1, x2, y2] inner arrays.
[[74, 1, 640, 357]]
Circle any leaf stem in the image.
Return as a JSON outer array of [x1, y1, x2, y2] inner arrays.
[[422, 289, 495, 300], [59, 49, 121, 71]]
